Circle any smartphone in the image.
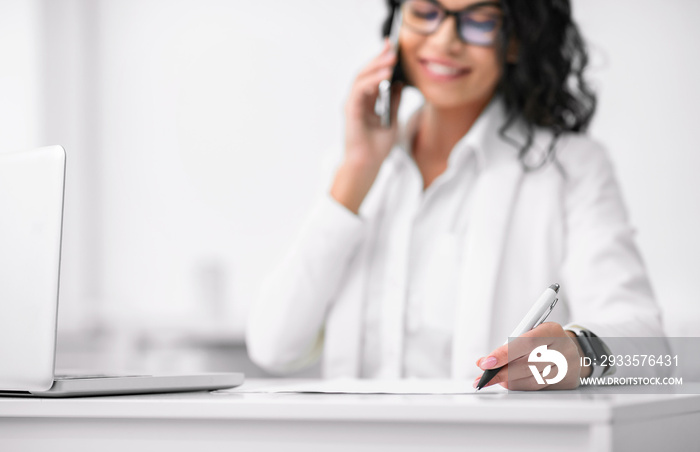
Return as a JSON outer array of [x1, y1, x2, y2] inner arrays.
[[375, 6, 405, 128]]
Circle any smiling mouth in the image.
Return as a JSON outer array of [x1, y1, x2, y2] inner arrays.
[[421, 60, 471, 79]]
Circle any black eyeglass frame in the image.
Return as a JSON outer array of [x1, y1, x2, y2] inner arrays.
[[399, 0, 505, 47]]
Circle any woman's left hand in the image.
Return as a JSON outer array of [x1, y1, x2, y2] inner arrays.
[[473, 322, 592, 390]]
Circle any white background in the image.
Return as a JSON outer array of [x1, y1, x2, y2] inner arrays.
[[2, 0, 699, 360]]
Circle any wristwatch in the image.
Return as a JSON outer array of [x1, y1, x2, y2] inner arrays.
[[567, 327, 610, 378]]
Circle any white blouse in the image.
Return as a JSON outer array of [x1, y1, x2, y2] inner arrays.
[[361, 116, 483, 378]]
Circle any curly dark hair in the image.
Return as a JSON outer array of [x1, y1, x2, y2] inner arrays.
[[382, 0, 597, 170]]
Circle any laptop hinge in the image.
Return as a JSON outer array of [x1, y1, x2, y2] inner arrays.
[[0, 390, 33, 396]]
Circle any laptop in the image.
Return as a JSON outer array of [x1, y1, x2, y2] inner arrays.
[[0, 145, 244, 397]]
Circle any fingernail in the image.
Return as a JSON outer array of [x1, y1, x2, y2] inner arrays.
[[479, 356, 498, 370], [473, 379, 479, 388]]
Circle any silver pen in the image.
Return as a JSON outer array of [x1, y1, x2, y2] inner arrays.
[[475, 283, 560, 391]]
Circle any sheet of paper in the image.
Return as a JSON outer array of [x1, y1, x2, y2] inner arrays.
[[215, 379, 507, 395]]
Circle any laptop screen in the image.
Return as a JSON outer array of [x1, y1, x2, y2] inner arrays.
[[0, 146, 66, 391]]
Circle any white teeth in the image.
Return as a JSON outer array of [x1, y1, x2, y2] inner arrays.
[[425, 62, 461, 76]]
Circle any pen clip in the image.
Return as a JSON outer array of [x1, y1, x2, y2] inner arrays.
[[533, 298, 558, 329]]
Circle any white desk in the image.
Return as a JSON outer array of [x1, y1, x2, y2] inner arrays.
[[1, 379, 699, 452]]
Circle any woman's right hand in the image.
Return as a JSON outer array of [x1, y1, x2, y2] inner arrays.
[[331, 40, 403, 214]]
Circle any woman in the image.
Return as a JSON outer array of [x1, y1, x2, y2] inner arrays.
[[247, 0, 667, 390]]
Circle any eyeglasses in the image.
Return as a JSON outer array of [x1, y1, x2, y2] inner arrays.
[[400, 0, 504, 47]]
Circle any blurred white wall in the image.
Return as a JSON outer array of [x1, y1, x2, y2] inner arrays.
[[3, 0, 700, 349], [91, 0, 389, 339], [0, 0, 41, 150]]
